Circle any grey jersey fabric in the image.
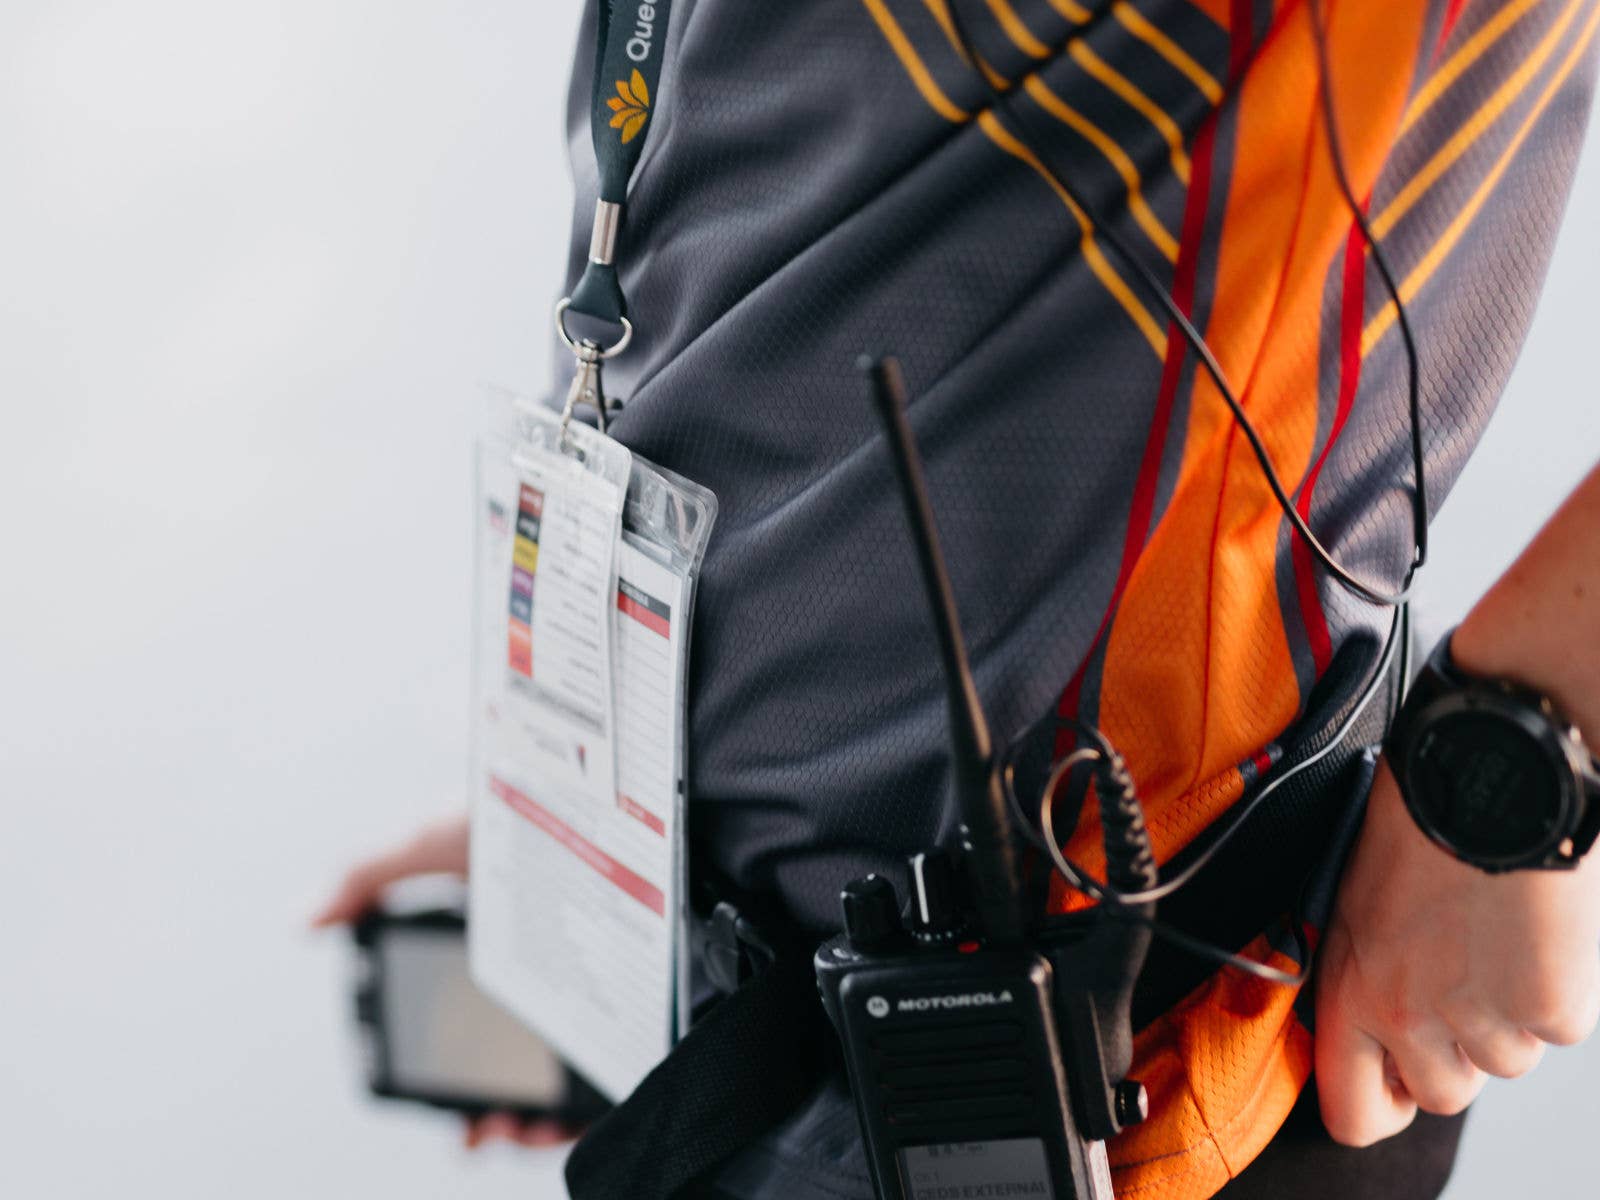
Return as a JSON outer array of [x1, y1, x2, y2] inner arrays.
[[547, 0, 1598, 1195]]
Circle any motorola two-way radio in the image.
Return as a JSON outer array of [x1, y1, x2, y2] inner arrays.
[[815, 358, 1158, 1200]]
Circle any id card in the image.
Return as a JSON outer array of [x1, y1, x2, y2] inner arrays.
[[468, 401, 715, 1102]]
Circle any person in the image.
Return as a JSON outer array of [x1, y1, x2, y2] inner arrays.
[[317, 1, 1600, 1196]]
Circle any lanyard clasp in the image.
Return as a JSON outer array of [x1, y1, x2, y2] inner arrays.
[[553, 298, 635, 446], [559, 339, 610, 446]]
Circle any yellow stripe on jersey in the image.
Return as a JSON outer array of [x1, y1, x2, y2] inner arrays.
[[1400, 0, 1544, 135], [1023, 76, 1181, 260], [985, 0, 1053, 59], [861, 0, 969, 121], [1070, 41, 1194, 185], [1113, 0, 1224, 103], [1373, 0, 1587, 239], [1364, 0, 1600, 355], [921, 0, 1013, 87], [1047, 0, 1094, 24], [978, 111, 1170, 355], [861, 0, 1169, 357], [921, 0, 1197, 200]]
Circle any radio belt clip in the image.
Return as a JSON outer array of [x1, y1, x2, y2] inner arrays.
[[696, 900, 779, 996]]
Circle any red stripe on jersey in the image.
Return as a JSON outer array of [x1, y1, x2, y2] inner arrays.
[[1292, 214, 1370, 677]]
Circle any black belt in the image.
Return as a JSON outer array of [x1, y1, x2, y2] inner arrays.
[[566, 889, 824, 1200]]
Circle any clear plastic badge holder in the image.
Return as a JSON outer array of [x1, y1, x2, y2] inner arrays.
[[510, 399, 633, 496], [478, 380, 715, 575], [617, 452, 717, 1040], [470, 388, 716, 1096]]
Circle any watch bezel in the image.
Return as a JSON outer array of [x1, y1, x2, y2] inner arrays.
[[1398, 685, 1584, 871]]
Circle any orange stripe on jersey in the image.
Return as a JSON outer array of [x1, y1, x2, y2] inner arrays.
[[1080, 0, 1427, 876], [1365, 0, 1600, 354], [1176, 0, 1237, 32]]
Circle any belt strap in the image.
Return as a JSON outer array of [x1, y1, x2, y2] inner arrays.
[[565, 952, 827, 1200]]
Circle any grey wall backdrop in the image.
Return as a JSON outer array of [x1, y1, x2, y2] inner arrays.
[[1, 3, 1593, 1197]]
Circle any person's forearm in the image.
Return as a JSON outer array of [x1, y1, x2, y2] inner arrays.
[[1452, 459, 1600, 742]]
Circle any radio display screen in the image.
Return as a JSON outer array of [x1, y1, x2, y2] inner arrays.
[[899, 1139, 1055, 1199]]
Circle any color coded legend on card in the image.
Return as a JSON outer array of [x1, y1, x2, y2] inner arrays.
[[617, 579, 670, 638], [508, 483, 543, 677]]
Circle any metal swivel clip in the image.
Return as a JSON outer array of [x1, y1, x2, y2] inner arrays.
[[554, 297, 634, 443]]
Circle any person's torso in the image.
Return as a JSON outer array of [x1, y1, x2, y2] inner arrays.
[[552, 1, 1597, 1194]]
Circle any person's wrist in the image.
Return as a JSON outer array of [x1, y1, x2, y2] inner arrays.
[[1451, 610, 1600, 750]]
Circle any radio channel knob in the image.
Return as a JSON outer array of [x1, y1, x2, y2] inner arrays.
[[908, 849, 960, 935], [841, 874, 903, 953]]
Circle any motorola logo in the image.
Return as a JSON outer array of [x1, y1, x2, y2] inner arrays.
[[865, 990, 1015, 1018], [897, 990, 1014, 1013]]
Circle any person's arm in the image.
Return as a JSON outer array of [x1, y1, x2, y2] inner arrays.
[[1453, 463, 1600, 737], [1316, 460, 1600, 1146]]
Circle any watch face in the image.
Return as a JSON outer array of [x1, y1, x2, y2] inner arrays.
[[1409, 709, 1565, 864]]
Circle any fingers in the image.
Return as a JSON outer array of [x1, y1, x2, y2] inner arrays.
[[1316, 926, 1419, 1147], [310, 816, 470, 928], [310, 852, 414, 928], [308, 869, 380, 930], [515, 1122, 581, 1148], [1444, 1005, 1546, 1079], [464, 1113, 523, 1148], [1315, 999, 1418, 1147], [1456, 1025, 1545, 1079], [1512, 958, 1600, 1047], [463, 1113, 581, 1150], [1385, 1025, 1486, 1117]]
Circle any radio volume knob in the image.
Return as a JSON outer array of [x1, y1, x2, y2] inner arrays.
[[841, 875, 903, 953]]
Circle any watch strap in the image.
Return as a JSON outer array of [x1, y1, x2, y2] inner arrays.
[[1383, 632, 1459, 768]]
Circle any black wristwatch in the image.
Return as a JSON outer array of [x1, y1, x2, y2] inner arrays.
[[1384, 631, 1600, 873]]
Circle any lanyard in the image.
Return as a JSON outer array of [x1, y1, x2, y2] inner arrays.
[[556, 0, 675, 436]]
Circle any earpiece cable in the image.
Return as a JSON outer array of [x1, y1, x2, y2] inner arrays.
[[944, 0, 1427, 607]]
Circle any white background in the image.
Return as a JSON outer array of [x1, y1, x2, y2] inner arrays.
[[0, 4, 1594, 1197]]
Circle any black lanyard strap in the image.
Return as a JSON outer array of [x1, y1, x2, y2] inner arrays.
[[561, 0, 676, 339]]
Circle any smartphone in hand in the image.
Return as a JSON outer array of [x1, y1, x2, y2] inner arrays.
[[350, 908, 610, 1124]]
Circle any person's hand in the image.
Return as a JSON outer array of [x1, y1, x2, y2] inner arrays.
[[461, 1112, 584, 1150], [312, 814, 582, 1150], [310, 815, 470, 929], [1314, 762, 1600, 1146]]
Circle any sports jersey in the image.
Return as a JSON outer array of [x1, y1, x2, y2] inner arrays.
[[552, 1, 1599, 1196]]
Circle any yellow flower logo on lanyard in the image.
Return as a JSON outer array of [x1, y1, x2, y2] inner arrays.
[[608, 68, 651, 144]]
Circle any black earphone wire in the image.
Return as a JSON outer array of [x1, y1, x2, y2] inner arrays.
[[952, 0, 1429, 979], [1309, 0, 1430, 573], [1010, 597, 1398, 985], [945, 0, 1427, 608]]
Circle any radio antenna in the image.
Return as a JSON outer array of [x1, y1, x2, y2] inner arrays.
[[863, 356, 1025, 946]]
